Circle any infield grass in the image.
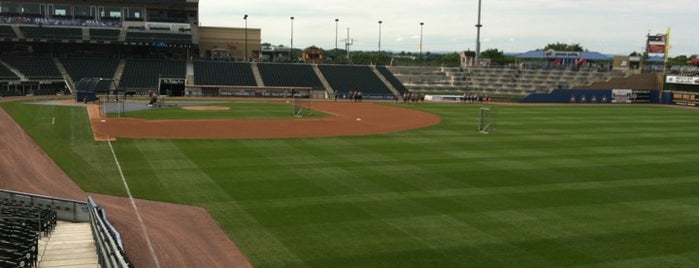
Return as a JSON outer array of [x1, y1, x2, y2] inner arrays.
[[4, 100, 699, 267]]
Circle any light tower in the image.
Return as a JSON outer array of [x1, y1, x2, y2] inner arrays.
[[475, 0, 483, 65], [243, 14, 248, 60], [419, 22, 424, 60], [290, 16, 295, 62]]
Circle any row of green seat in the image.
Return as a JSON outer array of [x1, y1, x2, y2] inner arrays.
[[194, 61, 256, 86], [1, 56, 62, 79], [120, 58, 186, 89], [318, 65, 392, 95], [257, 63, 324, 89]]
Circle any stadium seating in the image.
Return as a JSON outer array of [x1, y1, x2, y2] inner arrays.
[[193, 61, 257, 86], [125, 32, 192, 44], [387, 66, 625, 95], [318, 65, 391, 95], [257, 63, 324, 89], [0, 199, 58, 268], [89, 28, 120, 41], [376, 65, 408, 95], [1, 55, 62, 79], [60, 57, 119, 83], [0, 25, 16, 38], [19, 26, 82, 41], [0, 64, 18, 80], [120, 58, 186, 90]]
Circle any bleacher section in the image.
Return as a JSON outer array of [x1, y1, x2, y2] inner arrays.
[[60, 57, 119, 83], [257, 63, 324, 89], [89, 28, 120, 42], [120, 58, 186, 90], [19, 26, 82, 41], [1, 56, 62, 80], [0, 199, 58, 268], [0, 25, 16, 38], [0, 64, 18, 80], [318, 65, 392, 96], [376, 65, 408, 95], [125, 32, 192, 44], [194, 61, 257, 86], [388, 66, 625, 95]]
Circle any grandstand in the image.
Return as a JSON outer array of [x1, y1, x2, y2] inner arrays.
[[318, 65, 396, 98], [60, 57, 120, 84], [193, 61, 257, 86], [0, 25, 16, 38], [1, 55, 61, 80], [121, 58, 186, 93], [257, 63, 324, 89], [388, 65, 626, 95]]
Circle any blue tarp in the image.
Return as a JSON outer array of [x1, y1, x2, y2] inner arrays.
[[516, 50, 611, 60], [646, 55, 665, 62]]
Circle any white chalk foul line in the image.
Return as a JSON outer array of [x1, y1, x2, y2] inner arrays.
[[107, 139, 161, 268]]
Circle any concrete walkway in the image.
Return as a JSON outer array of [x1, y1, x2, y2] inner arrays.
[[38, 221, 98, 268]]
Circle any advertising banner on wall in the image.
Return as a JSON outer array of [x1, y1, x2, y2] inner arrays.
[[612, 89, 651, 103], [611, 89, 633, 103], [672, 92, 699, 106], [666, 76, 699, 85]]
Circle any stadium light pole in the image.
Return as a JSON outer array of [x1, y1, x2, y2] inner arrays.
[[419, 22, 424, 60], [335, 18, 339, 63], [290, 16, 294, 62], [475, 0, 483, 66], [244, 14, 248, 61], [378, 20, 382, 63]]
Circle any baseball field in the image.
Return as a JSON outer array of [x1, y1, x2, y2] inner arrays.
[[3, 99, 699, 267]]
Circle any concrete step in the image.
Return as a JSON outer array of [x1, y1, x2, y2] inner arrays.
[[39, 221, 98, 268]]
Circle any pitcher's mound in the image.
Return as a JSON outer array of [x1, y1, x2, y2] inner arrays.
[[182, 106, 230, 111]]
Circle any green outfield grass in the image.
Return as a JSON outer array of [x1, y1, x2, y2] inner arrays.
[[4, 100, 699, 267]]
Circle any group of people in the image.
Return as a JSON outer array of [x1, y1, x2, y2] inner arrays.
[[401, 91, 425, 103], [461, 93, 490, 103], [334, 90, 363, 102]]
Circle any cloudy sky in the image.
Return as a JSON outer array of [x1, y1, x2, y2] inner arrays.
[[198, 0, 698, 56]]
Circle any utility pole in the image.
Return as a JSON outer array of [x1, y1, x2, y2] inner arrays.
[[344, 27, 354, 63]]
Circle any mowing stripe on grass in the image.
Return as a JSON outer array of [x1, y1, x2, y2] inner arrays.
[[107, 139, 161, 268]]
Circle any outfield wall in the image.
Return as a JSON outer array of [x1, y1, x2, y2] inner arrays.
[[520, 89, 660, 104]]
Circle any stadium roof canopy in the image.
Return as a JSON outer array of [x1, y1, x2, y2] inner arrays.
[[516, 50, 611, 60]]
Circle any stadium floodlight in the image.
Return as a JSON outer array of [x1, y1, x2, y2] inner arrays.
[[419, 22, 424, 60], [244, 14, 248, 60], [335, 18, 339, 63], [378, 20, 382, 55], [290, 16, 294, 62]]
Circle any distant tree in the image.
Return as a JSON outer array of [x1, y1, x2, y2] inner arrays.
[[439, 52, 461, 66], [480, 48, 505, 65], [667, 55, 688, 66], [543, 42, 585, 52]]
